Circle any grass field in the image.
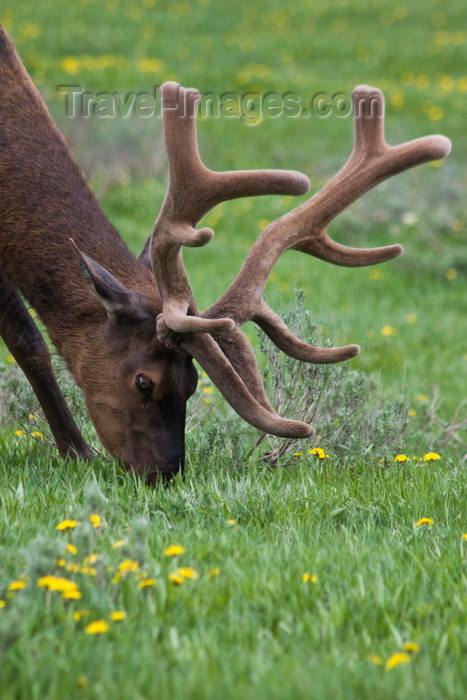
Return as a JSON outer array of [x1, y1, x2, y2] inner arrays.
[[1, 1, 466, 698]]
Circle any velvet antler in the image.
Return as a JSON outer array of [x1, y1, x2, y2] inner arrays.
[[151, 82, 451, 438]]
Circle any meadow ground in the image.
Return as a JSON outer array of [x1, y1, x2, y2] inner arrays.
[[0, 1, 466, 698]]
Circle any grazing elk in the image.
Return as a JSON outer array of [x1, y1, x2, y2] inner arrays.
[[0, 26, 451, 482]]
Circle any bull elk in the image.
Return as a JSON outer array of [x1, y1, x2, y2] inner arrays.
[[0, 27, 451, 482]]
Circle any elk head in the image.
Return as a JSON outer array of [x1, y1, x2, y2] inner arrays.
[[66, 81, 449, 481]]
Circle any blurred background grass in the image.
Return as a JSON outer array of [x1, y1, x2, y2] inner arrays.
[[1, 0, 465, 419]]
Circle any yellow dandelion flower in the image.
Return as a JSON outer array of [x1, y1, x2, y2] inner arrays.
[[0, 600, 6, 608], [178, 567, 198, 580], [164, 545, 185, 557], [380, 325, 398, 336], [294, 452, 302, 457], [7, 579, 28, 591], [202, 387, 214, 394], [89, 514, 102, 528], [417, 395, 427, 402], [37, 576, 78, 593], [28, 413, 37, 420], [462, 533, 467, 540], [369, 268, 385, 280], [14, 430, 24, 437], [62, 589, 82, 600], [56, 519, 79, 530], [62, 56, 80, 75], [408, 409, 417, 416], [226, 519, 237, 526], [385, 652, 411, 670], [66, 563, 80, 573], [85, 619, 109, 635], [137, 57, 164, 73], [6, 355, 16, 363], [445, 268, 457, 280], [367, 654, 383, 665], [55, 558, 66, 567], [423, 452, 441, 461], [31, 431, 43, 438], [302, 573, 318, 583], [67, 543, 78, 555], [416, 517, 434, 527], [79, 567, 97, 576], [394, 454, 409, 462], [110, 610, 127, 621], [112, 539, 125, 548], [169, 572, 184, 585], [118, 559, 140, 574], [138, 578, 156, 588], [208, 568, 220, 578], [403, 642, 420, 653], [83, 554, 98, 565], [309, 447, 329, 459]]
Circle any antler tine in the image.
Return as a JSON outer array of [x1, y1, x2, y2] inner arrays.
[[151, 81, 310, 335], [204, 84, 451, 362]]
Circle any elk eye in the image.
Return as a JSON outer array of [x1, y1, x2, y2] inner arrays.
[[135, 374, 154, 400]]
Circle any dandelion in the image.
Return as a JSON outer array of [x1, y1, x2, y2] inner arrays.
[[83, 554, 99, 565], [138, 578, 156, 588], [368, 654, 383, 665], [31, 431, 43, 438], [294, 452, 302, 457], [85, 619, 109, 635], [73, 610, 91, 621], [385, 652, 411, 670], [462, 533, 467, 540], [37, 575, 79, 593], [14, 430, 24, 437], [408, 409, 417, 416], [66, 543, 77, 555], [445, 268, 457, 280], [89, 514, 102, 528], [302, 573, 317, 583], [403, 642, 420, 653], [62, 56, 80, 75], [208, 568, 220, 579], [177, 567, 198, 580], [164, 545, 185, 557], [169, 572, 184, 585], [110, 610, 127, 621], [394, 454, 409, 462], [62, 589, 82, 600], [6, 355, 16, 363], [0, 600, 6, 608], [309, 447, 329, 459], [380, 325, 398, 336], [8, 579, 28, 592], [56, 519, 79, 530], [118, 559, 140, 574], [28, 413, 38, 420], [416, 517, 434, 527], [423, 452, 441, 461], [112, 539, 125, 548], [226, 519, 237, 526]]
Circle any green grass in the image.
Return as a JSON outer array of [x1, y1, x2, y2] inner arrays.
[[1, 0, 466, 698]]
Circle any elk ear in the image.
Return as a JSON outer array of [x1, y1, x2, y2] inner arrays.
[[70, 239, 142, 319], [138, 236, 153, 271]]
